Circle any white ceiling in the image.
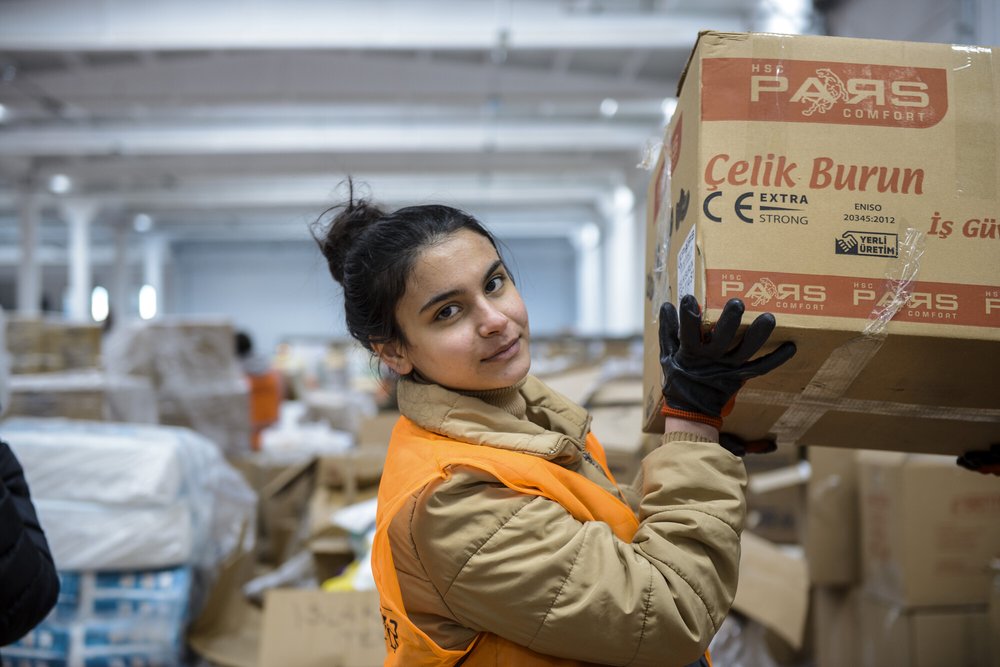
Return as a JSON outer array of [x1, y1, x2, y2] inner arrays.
[[5, 0, 991, 252], [0, 0, 776, 247]]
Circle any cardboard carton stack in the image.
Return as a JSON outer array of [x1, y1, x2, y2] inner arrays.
[[643, 31, 1000, 456], [5, 316, 103, 375], [855, 452, 999, 666], [0, 313, 161, 424], [6, 370, 158, 423]]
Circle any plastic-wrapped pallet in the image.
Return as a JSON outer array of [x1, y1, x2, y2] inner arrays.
[[102, 318, 251, 455], [3, 417, 255, 576], [1, 418, 256, 667]]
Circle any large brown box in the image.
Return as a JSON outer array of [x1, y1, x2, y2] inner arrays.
[[5, 371, 158, 423], [858, 594, 991, 667], [858, 451, 1000, 608], [804, 446, 861, 585], [6, 316, 102, 374], [642, 31, 1000, 455]]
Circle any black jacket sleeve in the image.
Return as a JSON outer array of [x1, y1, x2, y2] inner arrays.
[[0, 439, 60, 646]]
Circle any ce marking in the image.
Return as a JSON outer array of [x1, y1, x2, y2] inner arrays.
[[703, 191, 754, 224]]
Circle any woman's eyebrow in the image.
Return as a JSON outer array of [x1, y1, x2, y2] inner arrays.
[[418, 259, 504, 315], [482, 259, 503, 281], [419, 288, 461, 315]]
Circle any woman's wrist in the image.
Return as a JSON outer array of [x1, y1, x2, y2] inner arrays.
[[663, 417, 719, 442]]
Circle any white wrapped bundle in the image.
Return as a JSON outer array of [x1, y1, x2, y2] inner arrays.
[[102, 318, 251, 454], [3, 418, 255, 575], [34, 499, 193, 570], [7, 420, 182, 505]]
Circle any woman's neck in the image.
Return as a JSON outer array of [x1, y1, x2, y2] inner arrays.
[[459, 377, 528, 420]]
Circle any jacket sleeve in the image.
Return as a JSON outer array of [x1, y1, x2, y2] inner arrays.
[[0, 440, 60, 646], [406, 437, 746, 667]]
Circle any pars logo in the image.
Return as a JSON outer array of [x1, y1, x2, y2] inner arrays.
[[702, 58, 948, 129]]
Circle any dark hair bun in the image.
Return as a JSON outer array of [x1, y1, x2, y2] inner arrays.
[[312, 180, 386, 285]]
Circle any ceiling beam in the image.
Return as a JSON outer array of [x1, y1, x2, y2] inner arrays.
[[0, 172, 622, 211], [0, 1, 747, 52], [0, 120, 659, 158]]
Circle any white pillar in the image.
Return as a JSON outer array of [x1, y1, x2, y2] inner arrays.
[[600, 186, 640, 336], [142, 233, 168, 318], [111, 223, 130, 321], [17, 191, 42, 316], [572, 223, 603, 335], [59, 200, 99, 323]]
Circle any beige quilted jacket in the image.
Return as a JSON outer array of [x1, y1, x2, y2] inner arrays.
[[386, 375, 747, 667]]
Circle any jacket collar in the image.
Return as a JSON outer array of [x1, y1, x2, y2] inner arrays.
[[396, 375, 591, 465]]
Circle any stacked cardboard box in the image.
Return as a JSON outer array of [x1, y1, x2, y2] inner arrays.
[[6, 370, 158, 423], [643, 31, 1000, 455], [6, 316, 103, 374], [856, 451, 998, 666], [802, 451, 1000, 666]]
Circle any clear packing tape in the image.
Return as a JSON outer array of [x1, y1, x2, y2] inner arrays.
[[739, 227, 1000, 446]]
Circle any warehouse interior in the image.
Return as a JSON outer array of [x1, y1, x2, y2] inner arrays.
[[1, 1, 998, 666]]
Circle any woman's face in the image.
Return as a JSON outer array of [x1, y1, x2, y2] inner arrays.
[[381, 228, 531, 391]]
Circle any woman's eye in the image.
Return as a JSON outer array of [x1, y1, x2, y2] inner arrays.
[[485, 275, 504, 294], [435, 304, 459, 321]]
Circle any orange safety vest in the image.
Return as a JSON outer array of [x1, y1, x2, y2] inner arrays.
[[371, 416, 712, 667], [246, 370, 282, 451]]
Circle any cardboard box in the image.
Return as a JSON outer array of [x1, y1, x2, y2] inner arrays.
[[307, 485, 379, 583], [258, 589, 385, 667], [229, 455, 318, 565], [992, 559, 1000, 665], [642, 31, 1000, 455], [318, 446, 386, 492], [812, 586, 861, 667], [187, 530, 261, 667], [804, 447, 861, 585], [6, 316, 102, 374], [732, 531, 810, 650], [743, 445, 806, 545], [858, 451, 1000, 607], [318, 411, 393, 490], [858, 594, 991, 667], [5, 371, 159, 423]]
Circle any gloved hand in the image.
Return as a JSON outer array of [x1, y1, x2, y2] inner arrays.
[[718, 433, 778, 457], [956, 444, 1000, 476], [659, 295, 797, 429]]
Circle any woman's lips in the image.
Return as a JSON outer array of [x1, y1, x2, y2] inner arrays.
[[483, 337, 520, 362]]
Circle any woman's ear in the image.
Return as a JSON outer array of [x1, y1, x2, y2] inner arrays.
[[373, 340, 413, 376]]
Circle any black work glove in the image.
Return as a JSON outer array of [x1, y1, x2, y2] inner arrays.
[[718, 433, 778, 457], [659, 295, 797, 429], [956, 444, 1000, 476]]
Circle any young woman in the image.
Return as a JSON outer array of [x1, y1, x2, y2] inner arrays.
[[313, 184, 796, 667]]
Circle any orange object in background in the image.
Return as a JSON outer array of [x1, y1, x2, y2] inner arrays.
[[248, 369, 282, 451]]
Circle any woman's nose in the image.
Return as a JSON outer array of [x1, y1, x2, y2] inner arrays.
[[477, 301, 508, 336]]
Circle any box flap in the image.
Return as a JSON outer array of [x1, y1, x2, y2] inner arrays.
[[258, 589, 385, 667], [733, 531, 810, 649]]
